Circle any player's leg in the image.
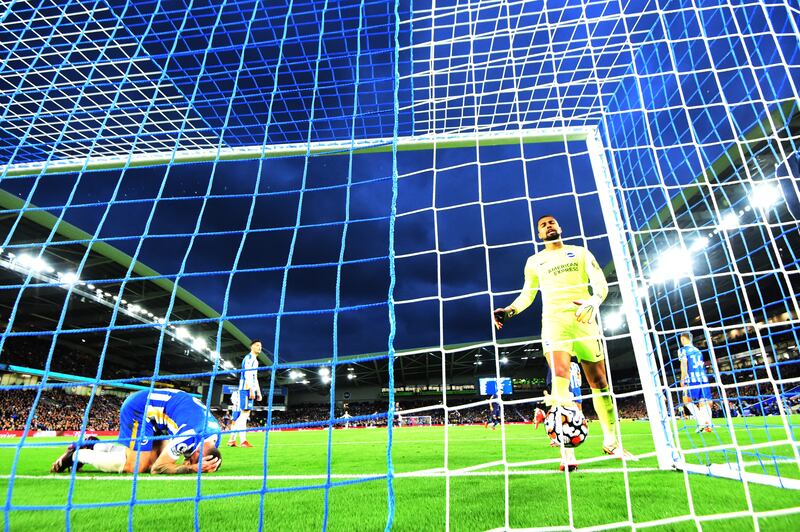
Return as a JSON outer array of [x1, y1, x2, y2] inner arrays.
[[560, 447, 578, 472], [69, 409, 156, 474], [577, 354, 616, 445], [702, 400, 714, 430], [695, 385, 714, 431], [575, 334, 637, 460], [572, 382, 583, 411], [237, 390, 254, 446], [695, 400, 710, 430], [120, 441, 163, 473], [238, 410, 252, 446], [545, 350, 575, 406], [682, 393, 699, 420], [50, 435, 99, 473], [228, 410, 240, 446], [683, 392, 701, 429], [702, 384, 714, 429], [533, 406, 545, 428], [543, 317, 579, 407]]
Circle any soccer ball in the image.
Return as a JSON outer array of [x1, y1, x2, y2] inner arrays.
[[544, 406, 588, 448]]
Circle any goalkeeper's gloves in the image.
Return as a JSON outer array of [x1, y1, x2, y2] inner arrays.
[[573, 295, 602, 324], [492, 307, 516, 330]]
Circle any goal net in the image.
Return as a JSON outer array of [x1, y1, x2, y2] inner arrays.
[[0, 0, 798, 530]]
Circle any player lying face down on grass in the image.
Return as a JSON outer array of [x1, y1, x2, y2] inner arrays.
[[492, 215, 636, 462], [51, 389, 222, 475]]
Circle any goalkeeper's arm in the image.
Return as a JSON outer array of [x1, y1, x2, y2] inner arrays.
[[151, 446, 221, 475], [493, 257, 539, 330], [679, 354, 688, 395], [573, 250, 608, 324]]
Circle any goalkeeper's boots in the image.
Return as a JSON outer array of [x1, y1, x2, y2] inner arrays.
[[602, 443, 639, 462], [227, 440, 238, 447], [240, 441, 254, 448], [50, 435, 99, 473], [533, 408, 545, 429]]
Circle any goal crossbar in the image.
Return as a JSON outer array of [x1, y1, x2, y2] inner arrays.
[[0, 127, 594, 178]]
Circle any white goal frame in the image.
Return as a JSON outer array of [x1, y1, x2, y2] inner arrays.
[[587, 129, 800, 491]]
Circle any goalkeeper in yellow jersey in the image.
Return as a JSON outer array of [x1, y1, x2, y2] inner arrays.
[[492, 215, 636, 462]]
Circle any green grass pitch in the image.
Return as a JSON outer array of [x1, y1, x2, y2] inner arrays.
[[2, 419, 799, 531]]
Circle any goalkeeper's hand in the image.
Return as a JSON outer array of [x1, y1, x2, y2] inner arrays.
[[573, 295, 601, 324], [492, 307, 516, 330]]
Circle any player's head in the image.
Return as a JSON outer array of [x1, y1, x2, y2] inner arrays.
[[679, 331, 693, 346], [250, 339, 262, 354], [536, 215, 561, 242], [189, 440, 222, 472]]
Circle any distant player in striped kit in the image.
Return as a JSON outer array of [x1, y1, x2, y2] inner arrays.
[[678, 332, 714, 433], [228, 339, 262, 448]]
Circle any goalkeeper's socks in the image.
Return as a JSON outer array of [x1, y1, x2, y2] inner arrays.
[[74, 447, 126, 473], [553, 376, 574, 406], [591, 387, 618, 448]]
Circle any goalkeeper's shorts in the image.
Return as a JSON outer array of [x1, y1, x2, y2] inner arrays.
[[542, 313, 604, 363]]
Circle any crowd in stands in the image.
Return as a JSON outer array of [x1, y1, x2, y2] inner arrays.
[[1, 336, 127, 380], [0, 389, 122, 432], [236, 393, 651, 429]]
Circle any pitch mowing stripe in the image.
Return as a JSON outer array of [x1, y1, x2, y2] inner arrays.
[[0, 468, 661, 482]]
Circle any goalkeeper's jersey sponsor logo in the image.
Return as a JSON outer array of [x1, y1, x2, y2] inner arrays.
[[547, 262, 579, 275]]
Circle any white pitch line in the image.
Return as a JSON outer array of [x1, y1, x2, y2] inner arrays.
[[0, 468, 661, 482], [241, 433, 659, 446]]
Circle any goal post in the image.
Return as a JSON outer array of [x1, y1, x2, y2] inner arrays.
[[586, 129, 680, 472]]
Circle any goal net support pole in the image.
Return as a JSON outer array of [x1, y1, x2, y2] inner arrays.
[[587, 129, 680, 471]]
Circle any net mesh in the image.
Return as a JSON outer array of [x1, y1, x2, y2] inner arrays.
[[0, 0, 799, 530]]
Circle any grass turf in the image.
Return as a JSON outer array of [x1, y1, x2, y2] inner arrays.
[[1, 419, 799, 531]]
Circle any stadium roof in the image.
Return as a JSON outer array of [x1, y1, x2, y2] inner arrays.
[[0, 189, 266, 385]]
